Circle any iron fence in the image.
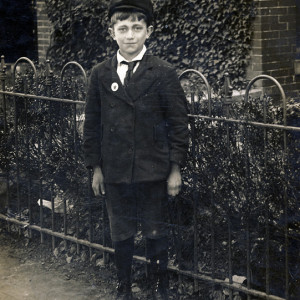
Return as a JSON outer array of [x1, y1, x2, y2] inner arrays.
[[0, 55, 299, 300]]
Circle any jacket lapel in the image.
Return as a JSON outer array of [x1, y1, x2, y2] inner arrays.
[[101, 55, 133, 105], [101, 54, 156, 105], [125, 54, 156, 102]]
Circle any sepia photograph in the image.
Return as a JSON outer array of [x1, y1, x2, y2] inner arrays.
[[0, 0, 299, 299]]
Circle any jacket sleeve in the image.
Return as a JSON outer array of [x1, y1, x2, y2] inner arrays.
[[83, 66, 102, 169], [159, 66, 189, 167]]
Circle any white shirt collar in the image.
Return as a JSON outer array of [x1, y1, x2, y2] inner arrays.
[[117, 45, 147, 65]]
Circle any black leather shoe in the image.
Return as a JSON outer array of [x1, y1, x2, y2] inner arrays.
[[115, 281, 133, 300]]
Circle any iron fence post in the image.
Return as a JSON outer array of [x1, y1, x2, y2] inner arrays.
[[59, 61, 87, 255], [46, 60, 54, 150], [45, 59, 57, 250], [0, 56, 10, 217], [1, 56, 7, 133], [245, 75, 288, 299], [13, 71, 21, 230], [223, 72, 234, 300]]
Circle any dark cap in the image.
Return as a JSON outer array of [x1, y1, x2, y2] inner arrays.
[[108, 0, 153, 23]]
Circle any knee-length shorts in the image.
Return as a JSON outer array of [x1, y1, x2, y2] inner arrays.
[[105, 181, 168, 242]]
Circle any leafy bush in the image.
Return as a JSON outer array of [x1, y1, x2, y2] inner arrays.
[[176, 93, 300, 296], [1, 61, 299, 298], [0, 61, 88, 215], [45, 0, 256, 90]]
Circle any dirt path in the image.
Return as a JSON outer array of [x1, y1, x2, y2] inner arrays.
[[0, 227, 189, 300], [0, 230, 115, 300], [0, 248, 103, 300]]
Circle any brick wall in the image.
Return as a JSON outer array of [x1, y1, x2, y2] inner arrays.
[[36, 0, 52, 63], [247, 0, 300, 97]]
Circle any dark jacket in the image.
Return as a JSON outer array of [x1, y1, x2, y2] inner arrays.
[[83, 53, 189, 184]]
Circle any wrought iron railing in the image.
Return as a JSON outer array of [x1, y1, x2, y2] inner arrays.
[[0, 55, 299, 300]]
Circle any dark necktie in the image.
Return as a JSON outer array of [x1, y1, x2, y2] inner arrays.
[[122, 61, 138, 86]]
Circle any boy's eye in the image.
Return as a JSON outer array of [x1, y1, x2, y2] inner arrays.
[[133, 26, 143, 32], [118, 28, 127, 32]]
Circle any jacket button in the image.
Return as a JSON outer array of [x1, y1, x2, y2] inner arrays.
[[110, 127, 115, 132], [110, 103, 115, 108]]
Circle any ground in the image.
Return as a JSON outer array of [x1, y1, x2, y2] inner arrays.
[[3, 221, 280, 300], [0, 228, 117, 299], [0, 226, 194, 300], [0, 225, 168, 300]]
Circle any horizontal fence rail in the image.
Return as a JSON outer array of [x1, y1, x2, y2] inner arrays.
[[0, 56, 299, 300]]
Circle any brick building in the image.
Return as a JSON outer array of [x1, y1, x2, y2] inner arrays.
[[247, 0, 300, 97]]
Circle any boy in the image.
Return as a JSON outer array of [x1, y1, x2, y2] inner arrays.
[[83, 0, 189, 299]]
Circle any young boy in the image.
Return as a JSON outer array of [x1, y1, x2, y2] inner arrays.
[[83, 0, 189, 299]]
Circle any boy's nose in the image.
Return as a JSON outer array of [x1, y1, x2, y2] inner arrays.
[[126, 30, 134, 38]]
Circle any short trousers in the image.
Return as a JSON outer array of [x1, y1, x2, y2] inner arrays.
[[105, 181, 169, 242]]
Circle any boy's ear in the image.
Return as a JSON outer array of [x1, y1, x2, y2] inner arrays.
[[146, 25, 154, 39], [108, 27, 116, 40]]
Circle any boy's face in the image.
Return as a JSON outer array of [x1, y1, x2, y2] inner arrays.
[[109, 18, 153, 61]]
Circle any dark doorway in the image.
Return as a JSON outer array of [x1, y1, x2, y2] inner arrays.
[[0, 0, 37, 63], [296, 0, 300, 58]]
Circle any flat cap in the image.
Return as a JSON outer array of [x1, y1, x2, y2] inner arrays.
[[108, 0, 153, 22]]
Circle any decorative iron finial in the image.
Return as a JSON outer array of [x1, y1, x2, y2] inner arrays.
[[223, 72, 233, 117], [0, 56, 7, 81], [45, 59, 53, 87], [224, 72, 233, 104]]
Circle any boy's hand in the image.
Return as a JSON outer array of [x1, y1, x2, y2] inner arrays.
[[167, 163, 182, 197], [92, 165, 105, 196]]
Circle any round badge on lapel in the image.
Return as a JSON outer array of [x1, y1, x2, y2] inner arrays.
[[111, 82, 119, 92]]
